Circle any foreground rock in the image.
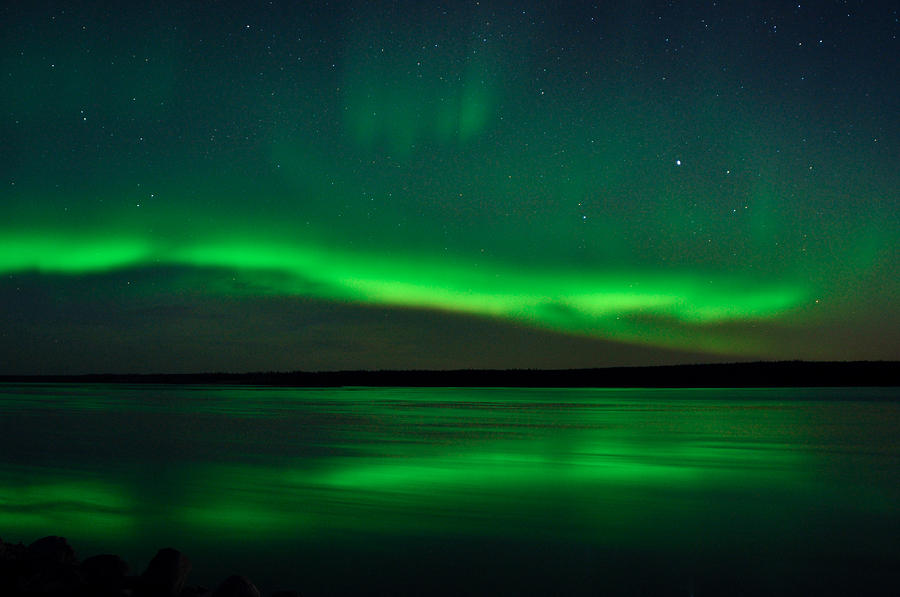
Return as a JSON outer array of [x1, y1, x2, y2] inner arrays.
[[27, 537, 77, 568], [212, 575, 261, 597], [15, 536, 81, 596], [0, 536, 298, 597], [81, 554, 129, 595], [139, 548, 192, 596]]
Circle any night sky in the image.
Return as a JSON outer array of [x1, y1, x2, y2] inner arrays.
[[1, 1, 897, 373]]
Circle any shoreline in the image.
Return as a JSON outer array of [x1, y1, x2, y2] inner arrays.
[[0, 360, 897, 388]]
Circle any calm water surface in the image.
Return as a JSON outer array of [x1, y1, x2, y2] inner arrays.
[[1, 384, 898, 595]]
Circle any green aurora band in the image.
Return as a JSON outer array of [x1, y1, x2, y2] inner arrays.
[[1, 232, 806, 355], [1, 1, 896, 365]]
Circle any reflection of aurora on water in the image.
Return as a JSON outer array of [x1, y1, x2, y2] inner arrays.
[[0, 430, 804, 540], [0, 480, 135, 538], [2, 385, 897, 594], [0, 385, 827, 542]]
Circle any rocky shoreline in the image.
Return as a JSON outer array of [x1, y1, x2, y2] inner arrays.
[[0, 536, 300, 597]]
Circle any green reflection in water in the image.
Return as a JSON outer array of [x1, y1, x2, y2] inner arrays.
[[174, 464, 313, 537], [0, 477, 134, 537], [1, 385, 897, 595], [172, 433, 803, 542], [179, 502, 309, 536]]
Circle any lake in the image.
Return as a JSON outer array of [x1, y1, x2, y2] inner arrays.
[[1, 384, 898, 595]]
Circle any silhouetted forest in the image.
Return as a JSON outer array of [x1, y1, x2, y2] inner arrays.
[[1, 361, 896, 388]]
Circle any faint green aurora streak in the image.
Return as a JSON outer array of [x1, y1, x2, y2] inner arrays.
[[1, 1, 896, 370], [1, 233, 807, 355]]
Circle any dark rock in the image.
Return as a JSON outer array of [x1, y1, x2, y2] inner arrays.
[[211, 575, 260, 597], [271, 591, 302, 597], [0, 539, 28, 594], [180, 585, 211, 597], [81, 553, 130, 594], [16, 536, 81, 595], [27, 536, 78, 566], [140, 548, 192, 597], [0, 538, 27, 564], [18, 573, 79, 596], [16, 565, 82, 596]]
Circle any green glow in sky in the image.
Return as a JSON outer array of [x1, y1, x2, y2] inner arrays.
[[0, 233, 807, 355], [1, 1, 896, 370]]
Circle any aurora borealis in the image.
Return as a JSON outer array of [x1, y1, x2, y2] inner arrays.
[[1, 1, 897, 372]]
